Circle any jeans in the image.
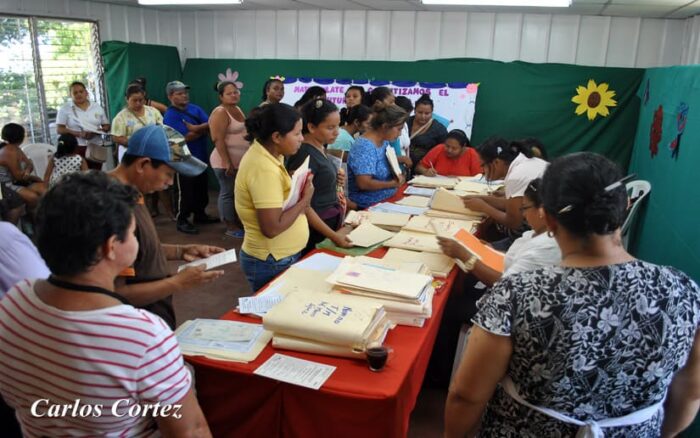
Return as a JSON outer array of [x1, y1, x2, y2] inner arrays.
[[213, 168, 239, 225], [239, 249, 301, 292]]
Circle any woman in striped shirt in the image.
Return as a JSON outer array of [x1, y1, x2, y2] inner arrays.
[[0, 171, 210, 437]]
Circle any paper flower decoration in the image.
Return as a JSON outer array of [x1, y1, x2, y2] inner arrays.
[[571, 79, 617, 121], [217, 68, 244, 89]]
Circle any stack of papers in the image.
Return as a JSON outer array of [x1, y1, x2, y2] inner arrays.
[[175, 319, 272, 363], [383, 248, 456, 278], [428, 188, 484, 220], [263, 290, 392, 358], [369, 202, 428, 216], [404, 186, 436, 197], [409, 175, 460, 189], [325, 257, 435, 327], [453, 179, 498, 195], [347, 222, 396, 247], [396, 195, 431, 208], [383, 230, 442, 254], [344, 210, 410, 231]]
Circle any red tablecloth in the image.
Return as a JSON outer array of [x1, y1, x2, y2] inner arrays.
[[188, 185, 462, 438]]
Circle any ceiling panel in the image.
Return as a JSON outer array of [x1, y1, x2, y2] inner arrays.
[[84, 0, 700, 18]]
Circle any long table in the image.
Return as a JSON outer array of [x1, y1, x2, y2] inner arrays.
[[187, 188, 463, 438]]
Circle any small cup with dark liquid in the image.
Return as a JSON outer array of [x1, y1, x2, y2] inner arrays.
[[366, 346, 389, 372]]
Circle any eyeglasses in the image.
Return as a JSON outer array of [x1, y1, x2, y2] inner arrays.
[[519, 204, 535, 214]]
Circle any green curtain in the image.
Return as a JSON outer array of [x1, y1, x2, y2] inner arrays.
[[628, 66, 700, 282], [100, 41, 182, 119], [182, 57, 642, 167]]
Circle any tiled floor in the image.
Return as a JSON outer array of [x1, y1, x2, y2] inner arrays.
[[155, 194, 446, 437]]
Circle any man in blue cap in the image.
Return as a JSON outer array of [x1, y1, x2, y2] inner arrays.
[[164, 80, 217, 234], [110, 125, 225, 329]]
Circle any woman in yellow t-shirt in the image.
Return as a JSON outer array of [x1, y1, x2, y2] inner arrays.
[[235, 103, 313, 291]]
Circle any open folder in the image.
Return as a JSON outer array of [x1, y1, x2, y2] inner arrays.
[[440, 227, 505, 273], [429, 187, 484, 219]]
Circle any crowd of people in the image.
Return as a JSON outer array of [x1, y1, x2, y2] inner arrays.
[[0, 76, 698, 438]]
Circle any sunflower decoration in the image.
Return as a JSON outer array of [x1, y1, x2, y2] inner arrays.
[[571, 79, 617, 121]]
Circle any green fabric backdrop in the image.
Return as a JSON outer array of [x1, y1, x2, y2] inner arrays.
[[101, 41, 182, 119], [181, 57, 642, 168], [628, 66, 700, 284]]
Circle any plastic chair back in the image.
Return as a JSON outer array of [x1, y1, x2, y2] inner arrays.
[[621, 180, 652, 250], [21, 143, 55, 179]]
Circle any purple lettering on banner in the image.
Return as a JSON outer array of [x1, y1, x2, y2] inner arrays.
[[440, 89, 448, 96]]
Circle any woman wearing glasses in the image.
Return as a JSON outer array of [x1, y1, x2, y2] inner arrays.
[[429, 178, 561, 387]]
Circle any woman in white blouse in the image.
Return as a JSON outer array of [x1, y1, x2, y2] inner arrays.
[[427, 178, 560, 388], [55, 81, 110, 170], [439, 178, 560, 284]]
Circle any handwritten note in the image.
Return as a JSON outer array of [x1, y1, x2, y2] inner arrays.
[[238, 293, 284, 315], [254, 353, 336, 390], [177, 249, 237, 272]]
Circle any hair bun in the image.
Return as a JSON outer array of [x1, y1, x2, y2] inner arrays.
[[583, 191, 624, 235]]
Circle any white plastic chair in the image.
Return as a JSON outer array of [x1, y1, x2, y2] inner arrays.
[[21, 143, 55, 179], [621, 180, 651, 250]]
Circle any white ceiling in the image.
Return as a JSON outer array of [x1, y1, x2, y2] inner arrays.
[[94, 0, 700, 19]]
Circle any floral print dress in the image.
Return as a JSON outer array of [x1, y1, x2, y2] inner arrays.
[[472, 260, 700, 437]]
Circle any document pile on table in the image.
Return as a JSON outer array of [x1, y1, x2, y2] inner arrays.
[[175, 319, 272, 363], [325, 257, 435, 328], [263, 290, 392, 359]]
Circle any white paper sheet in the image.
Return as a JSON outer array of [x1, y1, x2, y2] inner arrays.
[[254, 353, 336, 390], [385, 147, 402, 178], [177, 248, 237, 272], [238, 293, 284, 315], [292, 252, 344, 272]]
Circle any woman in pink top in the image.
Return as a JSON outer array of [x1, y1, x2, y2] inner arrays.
[[209, 81, 249, 238]]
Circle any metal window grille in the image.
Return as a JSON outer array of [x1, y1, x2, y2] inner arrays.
[[0, 15, 105, 145]]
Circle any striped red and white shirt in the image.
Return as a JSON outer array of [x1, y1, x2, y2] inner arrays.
[[0, 279, 191, 437]]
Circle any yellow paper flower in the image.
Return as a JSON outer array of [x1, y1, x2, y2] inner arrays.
[[571, 80, 617, 121]]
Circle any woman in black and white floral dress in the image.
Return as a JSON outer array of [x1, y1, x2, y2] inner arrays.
[[445, 152, 700, 438]]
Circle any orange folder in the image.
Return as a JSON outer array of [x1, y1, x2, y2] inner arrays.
[[452, 229, 505, 273]]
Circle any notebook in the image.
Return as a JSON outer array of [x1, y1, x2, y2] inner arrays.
[[283, 156, 311, 211]]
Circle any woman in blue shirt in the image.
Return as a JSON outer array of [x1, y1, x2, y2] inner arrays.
[[347, 101, 407, 209]]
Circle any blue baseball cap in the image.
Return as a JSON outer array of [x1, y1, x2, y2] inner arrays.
[[126, 125, 207, 177]]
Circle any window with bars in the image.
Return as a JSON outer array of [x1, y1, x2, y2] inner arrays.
[[0, 15, 105, 145]]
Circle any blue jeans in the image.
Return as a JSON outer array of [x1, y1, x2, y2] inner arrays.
[[239, 249, 301, 292], [213, 168, 239, 226]]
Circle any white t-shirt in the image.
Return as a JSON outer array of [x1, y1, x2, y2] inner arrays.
[[56, 101, 109, 146], [503, 230, 561, 276], [504, 153, 548, 199]]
